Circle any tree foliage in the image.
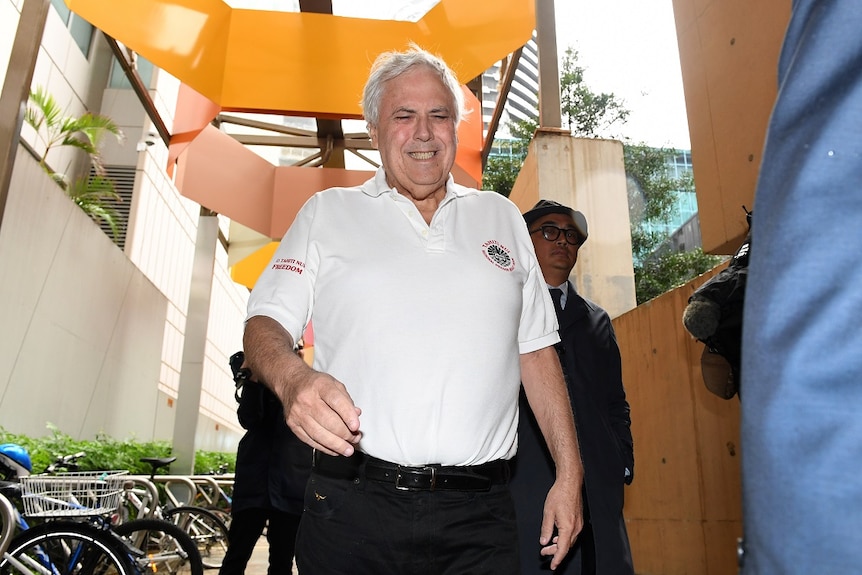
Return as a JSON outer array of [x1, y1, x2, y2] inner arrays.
[[635, 248, 721, 304], [625, 143, 721, 302], [483, 155, 522, 197], [624, 144, 684, 226], [560, 48, 629, 138], [482, 118, 536, 197], [507, 118, 538, 143]]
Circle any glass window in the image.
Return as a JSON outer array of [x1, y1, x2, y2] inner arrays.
[[109, 55, 155, 89], [50, 0, 93, 56], [69, 16, 94, 55], [50, 0, 71, 24]]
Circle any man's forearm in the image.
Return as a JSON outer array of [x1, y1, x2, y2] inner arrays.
[[243, 315, 306, 403], [244, 315, 362, 456]]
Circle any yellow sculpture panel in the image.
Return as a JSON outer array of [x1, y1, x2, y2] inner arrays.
[[63, 0, 535, 289], [65, 0, 535, 117]]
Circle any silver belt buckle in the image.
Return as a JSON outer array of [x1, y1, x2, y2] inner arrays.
[[395, 465, 437, 491]]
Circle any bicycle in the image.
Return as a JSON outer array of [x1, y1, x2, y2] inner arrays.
[[120, 458, 228, 570], [188, 467, 233, 530], [0, 512, 140, 574], [0, 473, 140, 574], [112, 518, 202, 575], [1, 446, 203, 575], [42, 453, 205, 575]]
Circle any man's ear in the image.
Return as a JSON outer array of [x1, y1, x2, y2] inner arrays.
[[368, 123, 378, 149]]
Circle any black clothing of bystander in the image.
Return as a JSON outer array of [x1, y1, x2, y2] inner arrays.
[[512, 284, 634, 575], [219, 353, 311, 575]]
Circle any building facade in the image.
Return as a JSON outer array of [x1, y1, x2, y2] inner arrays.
[[1, 0, 249, 457]]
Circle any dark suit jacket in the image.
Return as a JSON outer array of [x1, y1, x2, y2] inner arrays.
[[510, 283, 634, 574]]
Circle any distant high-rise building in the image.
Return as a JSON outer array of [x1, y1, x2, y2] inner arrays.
[[480, 31, 540, 138], [639, 149, 706, 256], [647, 149, 698, 236]]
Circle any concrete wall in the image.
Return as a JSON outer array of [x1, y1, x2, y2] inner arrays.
[[0, 147, 246, 452], [510, 130, 636, 319], [0, 147, 167, 439], [2, 0, 250, 452]]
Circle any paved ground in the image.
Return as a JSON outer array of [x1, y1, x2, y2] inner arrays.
[[243, 536, 298, 574], [243, 537, 268, 574]]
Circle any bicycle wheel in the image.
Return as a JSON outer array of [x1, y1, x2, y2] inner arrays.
[[114, 518, 204, 575], [163, 507, 228, 570], [0, 520, 139, 575], [202, 507, 231, 531]]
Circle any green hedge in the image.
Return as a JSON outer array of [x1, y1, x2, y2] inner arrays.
[[0, 424, 234, 475]]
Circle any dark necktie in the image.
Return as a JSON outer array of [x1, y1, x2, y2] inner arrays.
[[548, 288, 569, 381], [549, 288, 564, 317]]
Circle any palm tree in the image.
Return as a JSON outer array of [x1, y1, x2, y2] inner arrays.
[[25, 86, 126, 240]]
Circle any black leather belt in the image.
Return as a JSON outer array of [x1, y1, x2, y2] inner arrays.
[[312, 450, 509, 492]]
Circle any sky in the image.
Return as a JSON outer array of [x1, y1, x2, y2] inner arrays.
[[552, 0, 691, 150], [327, 0, 695, 150]]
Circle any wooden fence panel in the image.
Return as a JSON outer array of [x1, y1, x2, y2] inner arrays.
[[614, 269, 742, 574]]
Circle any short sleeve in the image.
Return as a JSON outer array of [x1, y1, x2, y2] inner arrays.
[[245, 195, 318, 344]]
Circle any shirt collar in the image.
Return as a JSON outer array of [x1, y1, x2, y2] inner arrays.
[[547, 281, 571, 310], [361, 167, 475, 202]]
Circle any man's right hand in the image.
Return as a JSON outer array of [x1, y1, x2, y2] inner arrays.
[[243, 315, 362, 457], [282, 369, 362, 457]]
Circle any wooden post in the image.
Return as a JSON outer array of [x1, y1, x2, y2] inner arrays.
[[0, 0, 50, 232]]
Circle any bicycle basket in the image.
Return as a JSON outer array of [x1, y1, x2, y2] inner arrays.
[[20, 470, 128, 518]]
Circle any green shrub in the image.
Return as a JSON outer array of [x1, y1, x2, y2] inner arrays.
[[0, 424, 235, 475]]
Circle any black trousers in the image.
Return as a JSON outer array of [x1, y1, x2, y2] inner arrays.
[[295, 471, 520, 574], [218, 507, 301, 575]]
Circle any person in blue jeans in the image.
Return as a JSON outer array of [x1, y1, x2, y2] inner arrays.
[[740, 1, 862, 573]]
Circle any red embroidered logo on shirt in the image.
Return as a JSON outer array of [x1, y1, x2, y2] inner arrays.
[[482, 240, 515, 271], [271, 258, 305, 274]]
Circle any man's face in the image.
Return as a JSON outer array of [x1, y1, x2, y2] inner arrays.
[[368, 66, 458, 202], [529, 213, 582, 280]]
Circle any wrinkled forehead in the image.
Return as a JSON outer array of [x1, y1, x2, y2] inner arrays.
[[381, 68, 453, 106]]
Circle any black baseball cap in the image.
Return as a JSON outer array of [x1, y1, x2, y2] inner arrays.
[[523, 199, 589, 244]]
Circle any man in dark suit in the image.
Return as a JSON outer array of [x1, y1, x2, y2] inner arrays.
[[511, 199, 635, 574]]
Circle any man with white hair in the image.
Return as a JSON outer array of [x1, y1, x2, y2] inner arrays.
[[242, 46, 584, 573]]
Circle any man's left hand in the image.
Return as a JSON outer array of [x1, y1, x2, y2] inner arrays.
[[538, 476, 584, 570]]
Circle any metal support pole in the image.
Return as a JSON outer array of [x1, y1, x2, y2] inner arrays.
[[535, 0, 562, 128], [482, 47, 524, 168], [0, 0, 50, 233]]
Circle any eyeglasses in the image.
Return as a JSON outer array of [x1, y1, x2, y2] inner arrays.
[[530, 225, 582, 245]]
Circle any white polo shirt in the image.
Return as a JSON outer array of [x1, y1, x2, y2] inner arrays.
[[247, 169, 559, 466]]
